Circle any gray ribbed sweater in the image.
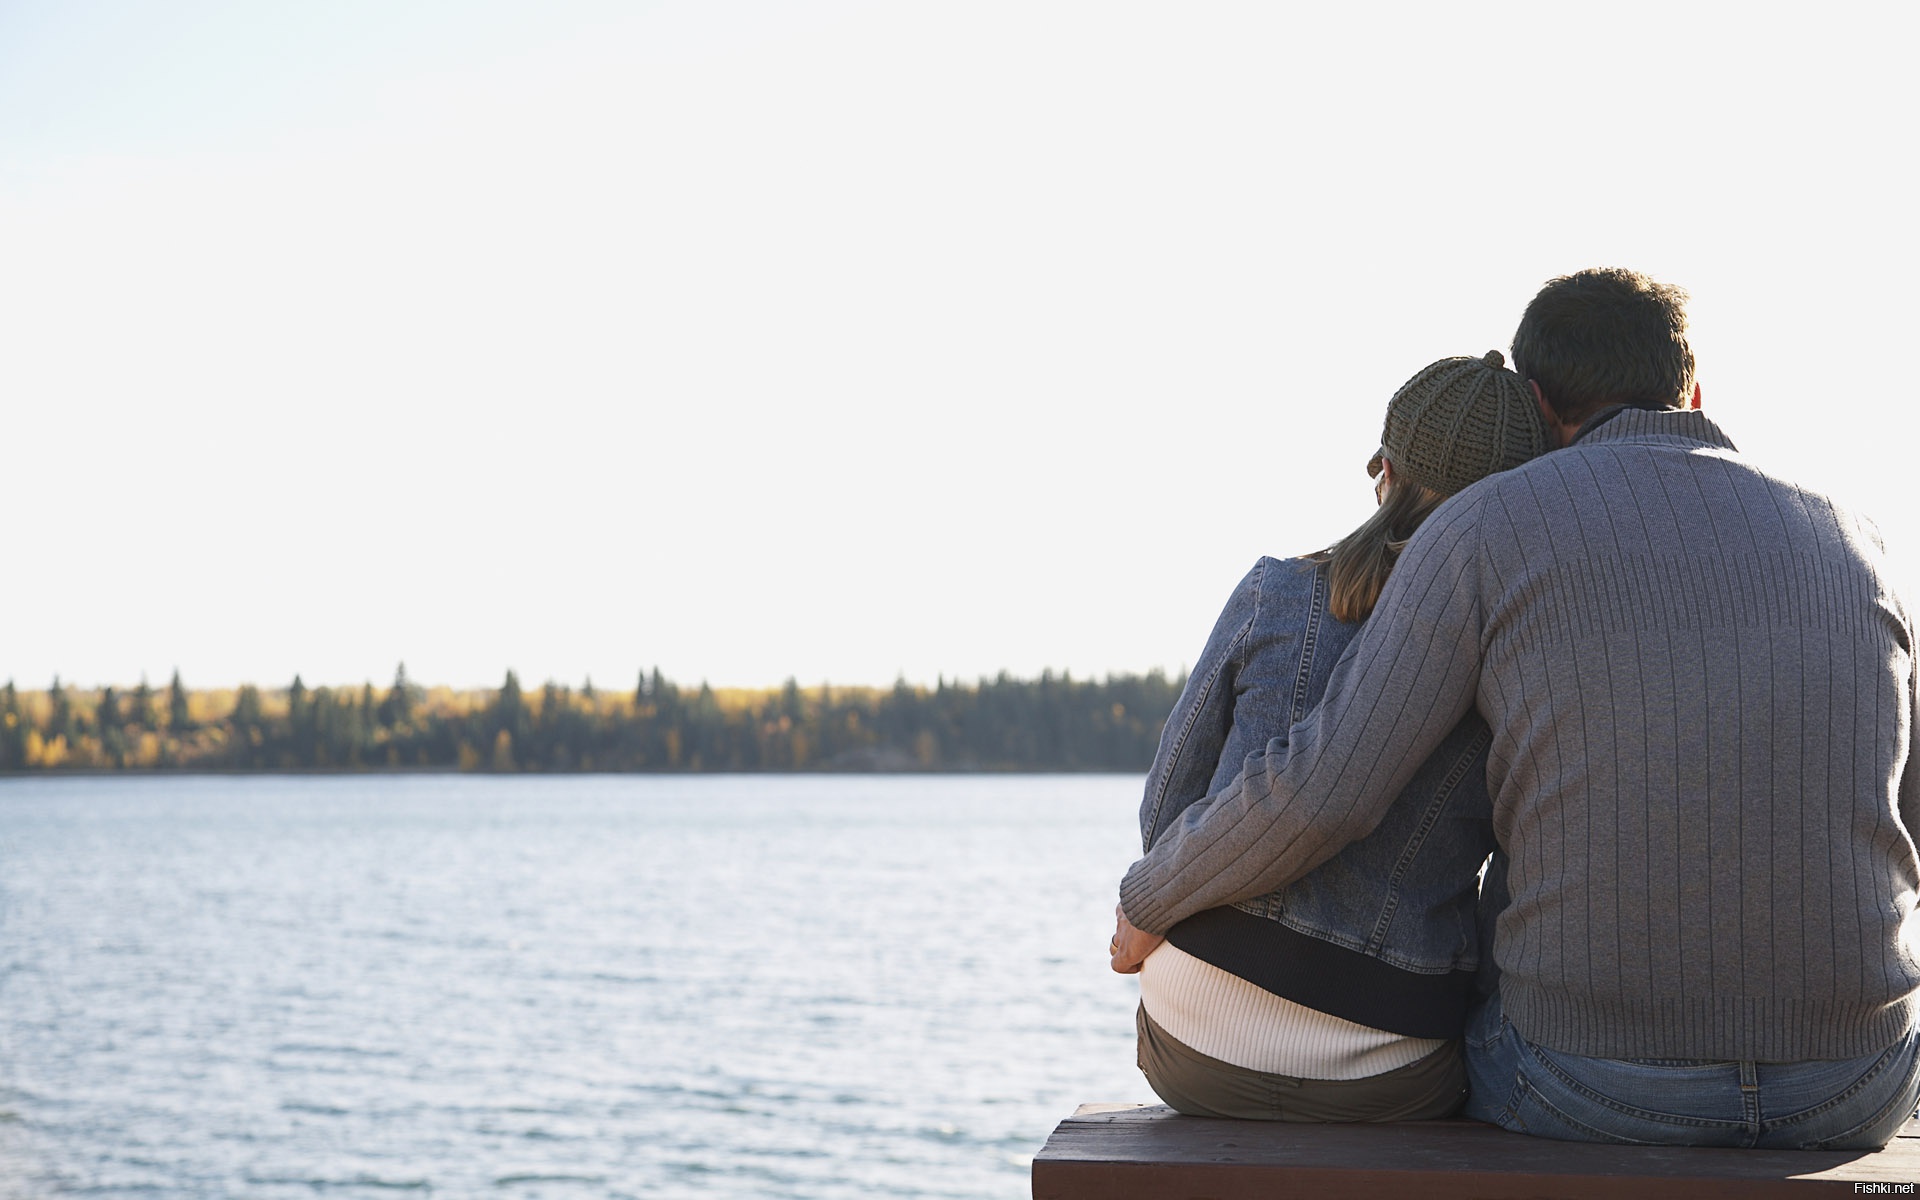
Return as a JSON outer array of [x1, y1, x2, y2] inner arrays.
[[1121, 408, 1920, 1061]]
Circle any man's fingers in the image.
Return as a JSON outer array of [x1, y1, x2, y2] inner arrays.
[[1108, 908, 1163, 973]]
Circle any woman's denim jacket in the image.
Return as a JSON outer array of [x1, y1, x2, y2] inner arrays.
[[1139, 556, 1495, 1037]]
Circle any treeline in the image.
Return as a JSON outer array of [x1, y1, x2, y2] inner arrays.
[[0, 666, 1186, 773]]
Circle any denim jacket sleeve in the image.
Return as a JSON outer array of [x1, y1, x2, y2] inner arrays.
[[1139, 561, 1263, 852], [1119, 499, 1487, 936], [1121, 495, 1489, 936]]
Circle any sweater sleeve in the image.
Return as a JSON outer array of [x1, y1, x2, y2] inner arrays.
[[1867, 516, 1920, 849], [1901, 594, 1920, 844], [1118, 497, 1488, 935]]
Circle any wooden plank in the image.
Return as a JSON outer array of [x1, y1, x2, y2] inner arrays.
[[1032, 1104, 1920, 1200]]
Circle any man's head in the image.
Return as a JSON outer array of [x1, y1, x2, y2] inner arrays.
[[1511, 268, 1697, 429]]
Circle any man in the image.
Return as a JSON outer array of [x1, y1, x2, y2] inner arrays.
[[1113, 268, 1920, 1147]]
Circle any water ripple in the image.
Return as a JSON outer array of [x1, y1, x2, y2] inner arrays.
[[0, 774, 1157, 1199]]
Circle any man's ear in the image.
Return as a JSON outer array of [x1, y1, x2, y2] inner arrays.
[[1690, 382, 1702, 410], [1528, 379, 1553, 422], [1529, 380, 1576, 448]]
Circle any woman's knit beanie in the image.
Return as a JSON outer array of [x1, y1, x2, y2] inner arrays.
[[1365, 351, 1547, 497]]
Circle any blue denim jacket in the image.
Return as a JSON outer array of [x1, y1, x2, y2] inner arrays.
[[1140, 556, 1495, 1037]]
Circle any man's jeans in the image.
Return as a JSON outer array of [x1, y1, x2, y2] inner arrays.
[[1463, 989, 1920, 1150]]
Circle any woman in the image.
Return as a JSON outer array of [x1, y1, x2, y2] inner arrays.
[[1117, 351, 1544, 1120]]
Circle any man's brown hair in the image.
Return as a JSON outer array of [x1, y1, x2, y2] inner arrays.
[[1511, 268, 1696, 426]]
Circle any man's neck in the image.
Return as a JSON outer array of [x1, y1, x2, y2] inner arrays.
[[1563, 405, 1636, 447], [1533, 383, 1703, 449]]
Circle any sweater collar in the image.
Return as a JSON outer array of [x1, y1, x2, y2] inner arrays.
[[1567, 405, 1738, 453]]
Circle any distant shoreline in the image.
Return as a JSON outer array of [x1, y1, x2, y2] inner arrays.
[[0, 667, 1184, 775], [0, 765, 1146, 779]]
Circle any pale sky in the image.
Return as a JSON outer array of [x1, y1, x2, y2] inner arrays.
[[2, 1, 1913, 691]]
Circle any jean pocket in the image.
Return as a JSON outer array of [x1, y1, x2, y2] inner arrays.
[[1516, 1043, 1759, 1146], [1789, 1043, 1920, 1151], [1509, 1076, 1677, 1146]]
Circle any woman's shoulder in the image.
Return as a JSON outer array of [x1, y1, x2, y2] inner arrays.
[[1250, 553, 1366, 640], [1224, 556, 1325, 632], [1247, 554, 1327, 599], [1254, 553, 1325, 572]]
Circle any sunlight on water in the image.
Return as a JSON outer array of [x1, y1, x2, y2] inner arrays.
[[0, 775, 1157, 1198]]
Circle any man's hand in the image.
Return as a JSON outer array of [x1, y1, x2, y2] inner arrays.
[[1109, 903, 1164, 974]]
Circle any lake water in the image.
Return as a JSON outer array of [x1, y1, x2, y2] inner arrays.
[[0, 774, 1158, 1198]]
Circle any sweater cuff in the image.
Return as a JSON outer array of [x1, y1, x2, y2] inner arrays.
[[1119, 857, 1178, 936]]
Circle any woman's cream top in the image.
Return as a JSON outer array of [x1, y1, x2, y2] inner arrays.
[[1138, 942, 1446, 1080]]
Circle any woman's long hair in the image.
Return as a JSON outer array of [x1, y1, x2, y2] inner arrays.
[[1307, 476, 1448, 623]]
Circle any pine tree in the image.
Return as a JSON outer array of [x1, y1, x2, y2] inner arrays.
[[288, 675, 309, 746], [379, 663, 415, 728], [494, 670, 527, 743], [231, 685, 263, 729], [310, 686, 336, 767], [48, 677, 72, 738], [168, 670, 192, 731], [0, 680, 22, 770], [97, 686, 126, 766], [130, 677, 154, 729]]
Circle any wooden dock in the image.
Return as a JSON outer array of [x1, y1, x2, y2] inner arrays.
[[1033, 1103, 1920, 1198]]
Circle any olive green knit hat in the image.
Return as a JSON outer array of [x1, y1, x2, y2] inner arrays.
[[1365, 350, 1546, 497]]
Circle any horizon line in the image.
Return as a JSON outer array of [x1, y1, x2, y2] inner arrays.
[[4, 663, 1192, 697]]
